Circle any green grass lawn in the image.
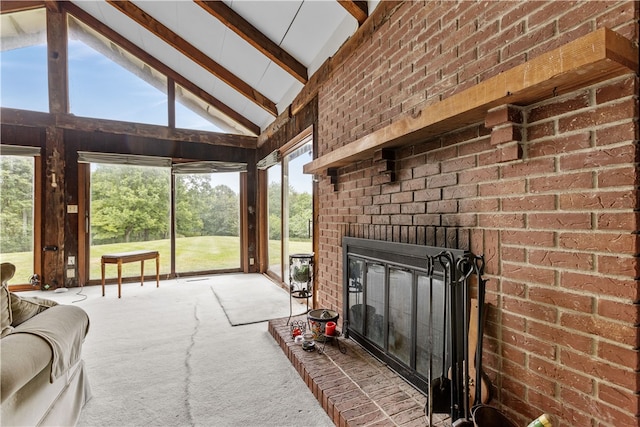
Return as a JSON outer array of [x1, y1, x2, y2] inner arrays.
[[1, 236, 312, 285]]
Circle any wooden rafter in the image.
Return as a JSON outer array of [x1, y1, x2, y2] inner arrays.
[[0, 1, 44, 14], [63, 2, 260, 136], [106, 0, 278, 117], [43, 0, 60, 13], [194, 0, 308, 84], [337, 0, 368, 25]]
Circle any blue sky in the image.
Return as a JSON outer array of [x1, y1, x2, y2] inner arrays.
[[0, 34, 312, 194]]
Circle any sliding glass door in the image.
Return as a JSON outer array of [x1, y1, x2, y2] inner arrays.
[[174, 172, 241, 273], [267, 164, 283, 279], [282, 141, 313, 283], [265, 136, 313, 283], [89, 163, 171, 280]]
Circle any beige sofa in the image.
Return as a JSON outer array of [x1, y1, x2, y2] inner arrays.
[[1, 263, 91, 426]]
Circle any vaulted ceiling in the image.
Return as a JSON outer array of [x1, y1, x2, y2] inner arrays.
[[1, 1, 376, 136]]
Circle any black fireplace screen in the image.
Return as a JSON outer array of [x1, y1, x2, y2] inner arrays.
[[343, 237, 469, 396]]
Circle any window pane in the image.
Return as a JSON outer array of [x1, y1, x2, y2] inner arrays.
[[365, 262, 385, 348], [416, 275, 446, 379], [388, 268, 412, 365], [0, 9, 48, 112], [0, 156, 35, 284], [175, 84, 253, 135], [68, 16, 167, 125], [175, 172, 240, 272], [89, 164, 171, 280], [285, 141, 313, 259], [347, 258, 365, 334], [267, 164, 282, 279], [175, 98, 223, 133]]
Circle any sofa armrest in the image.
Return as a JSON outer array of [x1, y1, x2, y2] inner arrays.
[[5, 305, 89, 383], [1, 332, 52, 403]]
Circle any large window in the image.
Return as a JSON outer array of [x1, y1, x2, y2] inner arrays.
[[267, 164, 283, 278], [265, 134, 313, 282], [0, 9, 48, 112], [86, 157, 244, 280], [0, 154, 36, 285], [89, 163, 171, 280], [175, 171, 241, 272], [2, 9, 242, 133], [282, 140, 313, 282], [68, 16, 168, 126]]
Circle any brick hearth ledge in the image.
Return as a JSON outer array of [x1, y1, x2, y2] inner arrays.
[[269, 315, 451, 427]]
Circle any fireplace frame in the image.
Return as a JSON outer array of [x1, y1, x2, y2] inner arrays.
[[342, 237, 468, 396]]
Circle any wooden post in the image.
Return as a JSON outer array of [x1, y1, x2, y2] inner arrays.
[[43, 5, 68, 289], [42, 128, 65, 289]]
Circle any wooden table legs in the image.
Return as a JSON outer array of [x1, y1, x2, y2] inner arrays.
[[101, 250, 160, 298]]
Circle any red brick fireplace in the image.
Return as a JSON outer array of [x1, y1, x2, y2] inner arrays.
[[303, 2, 639, 425]]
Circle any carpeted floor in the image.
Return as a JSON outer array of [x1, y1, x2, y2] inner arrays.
[[22, 274, 332, 427], [209, 274, 308, 326]]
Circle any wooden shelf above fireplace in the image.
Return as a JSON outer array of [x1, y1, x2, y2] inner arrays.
[[303, 28, 638, 175]]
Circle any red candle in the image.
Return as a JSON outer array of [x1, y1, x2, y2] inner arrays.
[[325, 321, 336, 336]]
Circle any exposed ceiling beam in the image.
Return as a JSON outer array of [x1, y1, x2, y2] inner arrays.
[[0, 107, 258, 149], [0, 1, 44, 14], [194, 0, 308, 84], [106, 0, 278, 117], [43, 1, 61, 13], [337, 0, 368, 26], [63, 2, 260, 136]]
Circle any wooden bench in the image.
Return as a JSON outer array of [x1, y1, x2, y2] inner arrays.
[[101, 250, 160, 298]]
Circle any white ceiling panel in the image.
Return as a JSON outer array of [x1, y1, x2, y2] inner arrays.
[[177, 5, 227, 61], [132, 1, 226, 62], [282, 1, 353, 65], [219, 30, 272, 87], [307, 13, 359, 75], [226, 0, 304, 47], [240, 100, 279, 131], [258, 62, 299, 104]]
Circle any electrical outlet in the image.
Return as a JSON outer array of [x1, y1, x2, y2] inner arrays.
[[68, 256, 75, 266], [67, 268, 75, 279]]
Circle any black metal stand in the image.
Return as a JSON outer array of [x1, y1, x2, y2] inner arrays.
[[317, 331, 347, 354], [287, 253, 314, 325]]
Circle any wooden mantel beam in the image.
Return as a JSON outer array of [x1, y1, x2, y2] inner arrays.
[[303, 28, 639, 175], [195, 0, 308, 84], [106, 0, 278, 117]]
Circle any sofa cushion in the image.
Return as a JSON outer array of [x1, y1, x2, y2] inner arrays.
[[1, 285, 12, 338], [10, 293, 58, 327]]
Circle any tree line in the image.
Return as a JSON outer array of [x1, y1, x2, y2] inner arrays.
[[1, 159, 312, 253]]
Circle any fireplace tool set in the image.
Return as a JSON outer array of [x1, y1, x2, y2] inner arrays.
[[425, 252, 492, 426]]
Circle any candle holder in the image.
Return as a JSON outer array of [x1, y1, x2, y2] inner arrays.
[[290, 320, 306, 339]]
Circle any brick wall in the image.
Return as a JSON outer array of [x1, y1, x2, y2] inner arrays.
[[314, 1, 639, 425]]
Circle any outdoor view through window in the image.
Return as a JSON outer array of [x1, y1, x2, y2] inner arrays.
[[0, 8, 313, 283]]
